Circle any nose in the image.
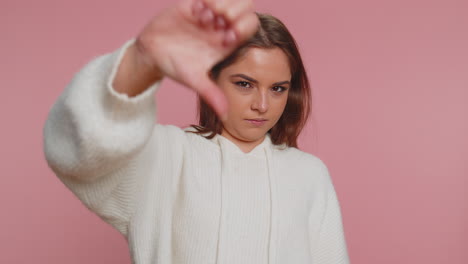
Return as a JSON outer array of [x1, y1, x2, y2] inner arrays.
[[251, 90, 269, 113]]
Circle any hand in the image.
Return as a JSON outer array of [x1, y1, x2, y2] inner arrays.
[[135, 0, 259, 120]]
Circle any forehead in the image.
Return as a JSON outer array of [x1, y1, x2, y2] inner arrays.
[[221, 47, 291, 81]]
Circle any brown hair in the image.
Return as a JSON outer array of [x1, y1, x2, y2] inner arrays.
[[190, 12, 311, 148]]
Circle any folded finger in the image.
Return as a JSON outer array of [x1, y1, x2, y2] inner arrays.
[[228, 12, 259, 44], [203, 0, 254, 23]]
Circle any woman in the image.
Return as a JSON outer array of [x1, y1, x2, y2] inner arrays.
[[43, 0, 350, 263]]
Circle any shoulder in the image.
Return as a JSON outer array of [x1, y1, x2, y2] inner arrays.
[[153, 124, 186, 141], [273, 146, 332, 184], [151, 124, 213, 146], [274, 146, 328, 170], [146, 124, 188, 155], [146, 124, 219, 161], [182, 126, 220, 151]]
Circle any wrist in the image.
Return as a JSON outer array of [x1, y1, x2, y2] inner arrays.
[[113, 41, 163, 97], [131, 40, 164, 83]]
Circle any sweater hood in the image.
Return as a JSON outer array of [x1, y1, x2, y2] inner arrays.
[[211, 133, 279, 264], [211, 133, 272, 156]]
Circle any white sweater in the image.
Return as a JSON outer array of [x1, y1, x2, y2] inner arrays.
[[43, 39, 350, 264]]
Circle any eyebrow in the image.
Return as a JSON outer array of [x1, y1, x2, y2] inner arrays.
[[230, 73, 291, 86]]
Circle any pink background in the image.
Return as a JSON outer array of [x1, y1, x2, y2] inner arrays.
[[1, 0, 467, 263]]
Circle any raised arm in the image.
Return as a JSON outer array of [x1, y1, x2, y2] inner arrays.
[[43, 0, 259, 237], [112, 40, 164, 97], [44, 39, 161, 182]]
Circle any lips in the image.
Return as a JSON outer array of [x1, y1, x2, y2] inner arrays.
[[245, 118, 268, 126], [246, 118, 268, 121]]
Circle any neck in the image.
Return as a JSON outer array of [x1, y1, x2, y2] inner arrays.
[[220, 130, 266, 153]]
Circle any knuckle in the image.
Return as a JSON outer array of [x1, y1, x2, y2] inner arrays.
[[230, 0, 255, 21], [248, 1, 255, 12], [223, 8, 238, 21], [204, 0, 226, 14], [236, 15, 259, 40]]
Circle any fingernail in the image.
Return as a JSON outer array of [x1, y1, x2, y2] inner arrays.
[[215, 16, 226, 29], [192, 0, 204, 16], [200, 9, 214, 25], [223, 29, 237, 46]]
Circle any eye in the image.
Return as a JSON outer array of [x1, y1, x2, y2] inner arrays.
[[271, 86, 288, 93], [235, 81, 252, 89]]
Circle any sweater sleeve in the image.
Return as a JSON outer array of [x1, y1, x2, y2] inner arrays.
[[309, 162, 351, 263], [43, 39, 183, 238]]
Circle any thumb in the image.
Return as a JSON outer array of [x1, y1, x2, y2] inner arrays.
[[191, 75, 229, 121]]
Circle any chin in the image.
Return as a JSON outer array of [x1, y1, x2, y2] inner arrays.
[[237, 129, 268, 142]]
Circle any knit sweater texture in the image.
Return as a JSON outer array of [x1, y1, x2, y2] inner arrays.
[[43, 39, 350, 264]]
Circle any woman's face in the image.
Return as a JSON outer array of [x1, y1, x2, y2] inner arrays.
[[215, 47, 291, 150]]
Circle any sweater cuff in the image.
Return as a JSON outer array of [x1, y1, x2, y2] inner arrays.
[[104, 38, 162, 116]]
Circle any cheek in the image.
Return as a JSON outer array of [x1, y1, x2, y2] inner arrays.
[[226, 93, 250, 114], [273, 95, 289, 115]]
